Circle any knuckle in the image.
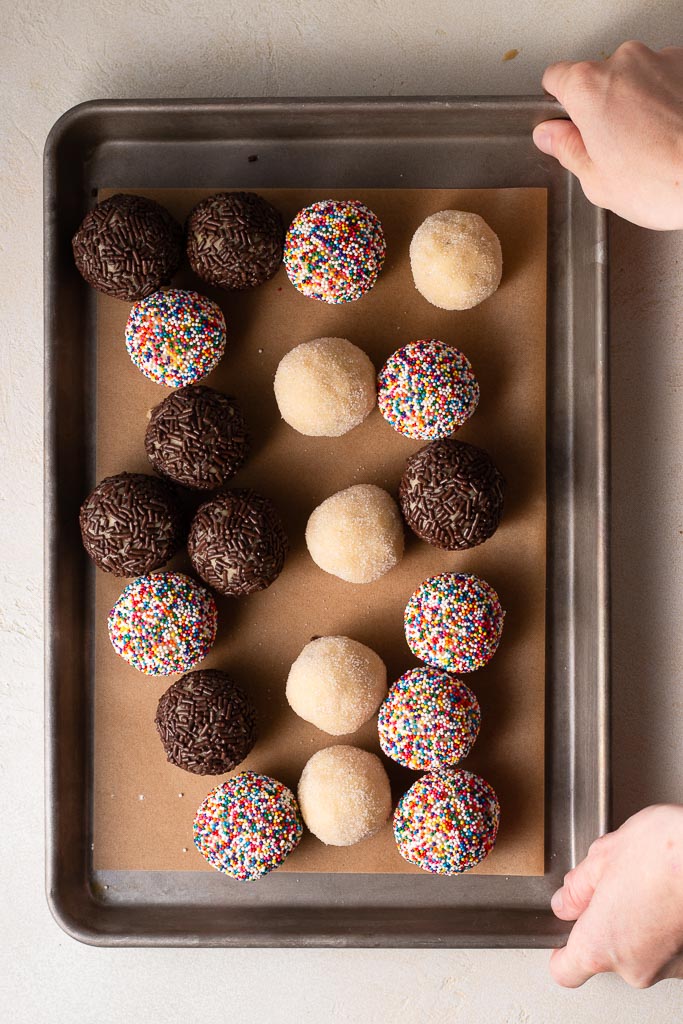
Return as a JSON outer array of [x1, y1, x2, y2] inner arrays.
[[581, 949, 608, 976], [622, 969, 657, 989], [588, 834, 611, 858], [567, 60, 598, 88], [615, 39, 648, 58]]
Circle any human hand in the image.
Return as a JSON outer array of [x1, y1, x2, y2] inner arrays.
[[550, 804, 683, 988], [533, 41, 683, 230]]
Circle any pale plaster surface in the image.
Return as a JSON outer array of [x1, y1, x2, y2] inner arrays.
[[1, 0, 681, 1020]]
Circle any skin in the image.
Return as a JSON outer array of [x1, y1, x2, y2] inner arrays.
[[534, 42, 683, 988], [533, 40, 683, 229], [550, 805, 683, 988]]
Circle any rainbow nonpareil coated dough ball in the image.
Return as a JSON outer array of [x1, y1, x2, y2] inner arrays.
[[404, 572, 504, 673], [297, 745, 392, 847], [377, 340, 479, 440], [305, 484, 404, 584], [193, 772, 303, 881], [393, 768, 500, 874], [125, 289, 226, 387], [410, 210, 502, 310], [274, 337, 376, 437], [107, 571, 217, 676], [286, 636, 387, 736], [284, 199, 386, 303], [378, 666, 481, 770]]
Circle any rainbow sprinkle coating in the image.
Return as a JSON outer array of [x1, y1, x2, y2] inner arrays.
[[193, 772, 303, 881], [377, 340, 479, 440], [125, 288, 226, 387], [393, 768, 500, 874], [107, 571, 217, 675], [283, 199, 386, 303], [378, 666, 481, 770], [404, 572, 504, 673]]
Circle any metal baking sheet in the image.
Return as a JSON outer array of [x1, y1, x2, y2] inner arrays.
[[44, 97, 609, 947]]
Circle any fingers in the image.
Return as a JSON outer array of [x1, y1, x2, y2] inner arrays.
[[541, 60, 578, 104], [549, 907, 609, 988], [532, 119, 592, 179], [551, 836, 610, 921]]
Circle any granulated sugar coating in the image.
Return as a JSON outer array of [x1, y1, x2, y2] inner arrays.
[[305, 483, 404, 584], [404, 571, 504, 673], [410, 210, 502, 310], [107, 571, 218, 675], [378, 666, 481, 770], [193, 772, 303, 880], [274, 337, 376, 437], [393, 768, 500, 874], [286, 636, 387, 736], [377, 340, 479, 441], [284, 199, 386, 303], [125, 288, 226, 387], [297, 745, 392, 847]]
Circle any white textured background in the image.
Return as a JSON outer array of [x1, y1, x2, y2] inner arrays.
[[1, 1, 682, 1020]]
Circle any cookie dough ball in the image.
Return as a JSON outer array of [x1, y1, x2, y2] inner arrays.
[[305, 484, 404, 584], [284, 199, 386, 303], [286, 636, 387, 735], [378, 667, 480, 770], [125, 289, 226, 388], [274, 337, 376, 437], [186, 191, 284, 290], [79, 472, 184, 576], [404, 572, 504, 673], [145, 386, 249, 490], [298, 745, 392, 846], [393, 768, 500, 874], [108, 571, 217, 675], [155, 670, 257, 775], [410, 210, 502, 310], [399, 439, 505, 550], [72, 193, 182, 301], [377, 340, 479, 440], [188, 489, 288, 597], [194, 772, 303, 880]]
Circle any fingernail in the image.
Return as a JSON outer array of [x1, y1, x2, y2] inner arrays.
[[551, 888, 564, 912], [533, 128, 552, 155]]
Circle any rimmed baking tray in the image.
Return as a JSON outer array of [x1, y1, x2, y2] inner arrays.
[[44, 97, 609, 947]]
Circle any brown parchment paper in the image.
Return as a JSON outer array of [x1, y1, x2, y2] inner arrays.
[[93, 186, 547, 876]]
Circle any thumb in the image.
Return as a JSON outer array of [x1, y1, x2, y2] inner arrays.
[[533, 119, 592, 178]]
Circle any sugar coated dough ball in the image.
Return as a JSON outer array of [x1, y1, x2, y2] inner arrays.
[[298, 745, 392, 846], [393, 768, 500, 874], [305, 483, 404, 584], [193, 772, 303, 880], [404, 571, 504, 673], [377, 339, 479, 440], [274, 337, 376, 437], [286, 636, 387, 735], [410, 210, 502, 310], [378, 666, 481, 769]]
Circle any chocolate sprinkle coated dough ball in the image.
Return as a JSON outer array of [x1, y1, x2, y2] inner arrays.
[[377, 340, 479, 441], [193, 772, 303, 880], [298, 745, 392, 847], [79, 472, 184, 577], [186, 191, 284, 291], [410, 210, 502, 311], [155, 670, 257, 775], [399, 439, 505, 550], [404, 572, 505, 673], [108, 571, 218, 675], [378, 666, 481, 770], [393, 768, 500, 874], [284, 199, 386, 303], [145, 386, 249, 490], [305, 484, 404, 584], [72, 193, 182, 301], [286, 636, 387, 735], [188, 489, 288, 597]]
